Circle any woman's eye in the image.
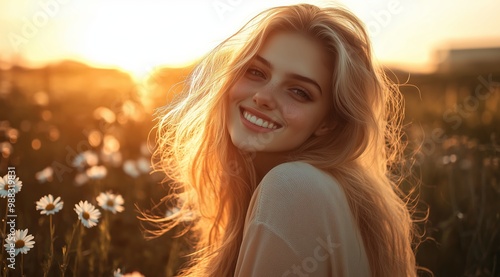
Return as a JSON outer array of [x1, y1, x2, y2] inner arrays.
[[291, 88, 311, 100], [246, 68, 265, 79]]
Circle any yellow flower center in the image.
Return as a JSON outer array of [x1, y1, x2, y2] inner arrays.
[[45, 203, 55, 211], [3, 184, 8, 190], [15, 240, 24, 248], [82, 212, 90, 220], [106, 200, 114, 207]]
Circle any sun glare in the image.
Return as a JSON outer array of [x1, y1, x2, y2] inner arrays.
[[2, 0, 500, 78], [9, 0, 234, 79], [69, 2, 219, 78]]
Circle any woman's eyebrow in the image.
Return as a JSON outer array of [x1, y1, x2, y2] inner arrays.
[[286, 73, 323, 95], [254, 55, 272, 68], [254, 54, 323, 95]]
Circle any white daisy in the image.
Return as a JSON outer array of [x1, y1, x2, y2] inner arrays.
[[96, 192, 124, 214], [36, 194, 64, 215], [74, 172, 89, 186], [123, 160, 140, 178], [101, 149, 122, 167], [165, 207, 180, 218], [4, 229, 35, 256], [113, 268, 123, 277], [35, 166, 54, 183], [140, 142, 150, 156], [165, 207, 196, 222], [136, 157, 150, 174], [86, 165, 107, 180], [123, 272, 145, 277], [0, 142, 13, 158], [0, 174, 22, 198], [72, 151, 99, 169], [74, 200, 101, 228]]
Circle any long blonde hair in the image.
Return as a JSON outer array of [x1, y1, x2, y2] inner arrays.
[[147, 4, 422, 276]]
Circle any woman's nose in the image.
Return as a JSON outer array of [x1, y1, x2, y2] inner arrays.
[[252, 84, 277, 109]]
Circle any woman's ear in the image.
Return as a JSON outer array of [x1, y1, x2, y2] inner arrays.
[[314, 120, 334, 136]]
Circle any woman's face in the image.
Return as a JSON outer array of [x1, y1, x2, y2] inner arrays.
[[227, 31, 333, 153]]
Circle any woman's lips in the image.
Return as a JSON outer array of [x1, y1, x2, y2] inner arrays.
[[239, 107, 283, 133]]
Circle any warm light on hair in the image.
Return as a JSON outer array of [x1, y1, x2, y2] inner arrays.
[[143, 3, 426, 276]]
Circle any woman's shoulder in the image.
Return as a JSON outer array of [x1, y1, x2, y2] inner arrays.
[[259, 161, 342, 199], [251, 161, 350, 223], [266, 160, 327, 177], [246, 161, 366, 260]]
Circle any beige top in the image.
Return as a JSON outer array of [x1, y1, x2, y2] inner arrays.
[[234, 161, 371, 277]]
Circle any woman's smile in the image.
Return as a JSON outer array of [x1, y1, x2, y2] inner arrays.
[[239, 106, 283, 133], [227, 32, 333, 153]]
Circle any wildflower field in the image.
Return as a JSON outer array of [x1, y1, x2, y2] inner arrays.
[[0, 62, 499, 277]]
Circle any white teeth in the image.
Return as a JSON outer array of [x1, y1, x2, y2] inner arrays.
[[243, 110, 278, 129]]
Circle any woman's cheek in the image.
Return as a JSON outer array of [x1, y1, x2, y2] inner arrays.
[[229, 81, 253, 101], [281, 103, 303, 123]]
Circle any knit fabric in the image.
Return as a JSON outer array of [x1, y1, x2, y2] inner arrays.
[[234, 161, 371, 276]]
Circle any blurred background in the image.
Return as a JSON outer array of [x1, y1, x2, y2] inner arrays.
[[0, 0, 499, 276]]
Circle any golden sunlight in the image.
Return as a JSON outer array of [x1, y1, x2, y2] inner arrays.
[[2, 0, 243, 78], [77, 2, 226, 79], [1, 0, 499, 76]]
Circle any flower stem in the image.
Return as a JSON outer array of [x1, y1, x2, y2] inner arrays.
[[43, 215, 55, 277], [73, 223, 84, 276], [0, 200, 8, 275], [99, 211, 110, 276], [20, 254, 24, 277], [61, 221, 80, 277], [50, 215, 54, 254]]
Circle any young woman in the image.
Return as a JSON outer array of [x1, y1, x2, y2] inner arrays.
[[149, 3, 421, 276]]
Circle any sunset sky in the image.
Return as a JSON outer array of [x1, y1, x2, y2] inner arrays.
[[1, 0, 499, 76]]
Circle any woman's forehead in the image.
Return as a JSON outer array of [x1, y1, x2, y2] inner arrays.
[[254, 32, 333, 90]]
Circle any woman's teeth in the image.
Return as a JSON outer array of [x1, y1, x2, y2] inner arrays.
[[243, 110, 278, 129]]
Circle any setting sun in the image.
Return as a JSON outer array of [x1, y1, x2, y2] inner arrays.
[[73, 2, 224, 73], [1, 0, 499, 76], [3, 1, 234, 76]]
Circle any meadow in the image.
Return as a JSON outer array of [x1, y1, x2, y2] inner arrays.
[[0, 60, 498, 276]]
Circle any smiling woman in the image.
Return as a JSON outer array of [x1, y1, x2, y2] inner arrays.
[[227, 32, 335, 178], [146, 3, 424, 277]]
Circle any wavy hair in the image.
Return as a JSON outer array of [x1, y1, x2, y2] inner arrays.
[[146, 3, 424, 276]]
